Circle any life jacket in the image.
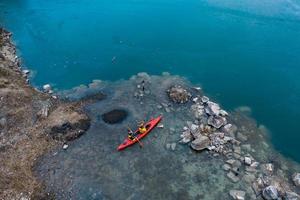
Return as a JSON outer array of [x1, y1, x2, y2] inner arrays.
[[139, 127, 146, 133]]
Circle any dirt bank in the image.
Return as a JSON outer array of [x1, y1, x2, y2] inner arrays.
[[0, 28, 93, 199]]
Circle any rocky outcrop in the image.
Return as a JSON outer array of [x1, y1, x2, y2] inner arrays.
[[45, 105, 91, 141], [167, 85, 191, 104]]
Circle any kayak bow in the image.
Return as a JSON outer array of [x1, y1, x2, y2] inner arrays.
[[117, 116, 162, 151]]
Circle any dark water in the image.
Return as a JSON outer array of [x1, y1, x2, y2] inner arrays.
[[1, 0, 300, 162]]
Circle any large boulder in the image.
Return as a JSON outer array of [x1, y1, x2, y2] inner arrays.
[[229, 190, 246, 200], [292, 173, 300, 187], [262, 186, 279, 200], [207, 115, 227, 129], [167, 85, 191, 104], [190, 135, 210, 151]]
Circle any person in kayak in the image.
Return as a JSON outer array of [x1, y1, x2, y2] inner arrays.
[[138, 121, 147, 134], [127, 128, 135, 140]]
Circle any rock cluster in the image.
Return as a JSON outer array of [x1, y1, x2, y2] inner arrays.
[[177, 88, 300, 199], [167, 85, 191, 104]]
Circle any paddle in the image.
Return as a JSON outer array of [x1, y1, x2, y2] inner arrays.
[[127, 126, 143, 148]]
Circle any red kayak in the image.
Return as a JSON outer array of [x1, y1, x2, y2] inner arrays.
[[117, 116, 162, 151]]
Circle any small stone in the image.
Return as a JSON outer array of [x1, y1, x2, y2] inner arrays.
[[166, 143, 171, 150], [0, 117, 7, 128], [171, 143, 176, 150], [262, 186, 279, 200], [223, 164, 231, 171], [22, 69, 30, 74], [43, 84, 52, 92], [229, 190, 245, 200], [165, 107, 171, 113], [63, 144, 69, 150], [292, 173, 300, 187], [157, 105, 163, 109], [227, 171, 240, 183], [201, 96, 209, 103], [262, 163, 274, 175], [157, 124, 164, 128], [244, 157, 252, 165]]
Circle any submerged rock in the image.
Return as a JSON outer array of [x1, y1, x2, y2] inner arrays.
[[190, 135, 210, 151], [262, 186, 279, 200], [285, 192, 300, 200], [102, 109, 128, 124], [207, 115, 227, 129], [167, 85, 191, 104], [229, 190, 245, 200], [292, 173, 300, 187]]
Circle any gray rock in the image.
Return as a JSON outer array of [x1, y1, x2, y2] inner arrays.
[[285, 192, 300, 200], [236, 132, 248, 142], [180, 130, 193, 144], [207, 116, 227, 129], [229, 190, 246, 200], [170, 143, 176, 151], [0, 117, 7, 128], [190, 135, 210, 151], [292, 173, 300, 187], [222, 124, 237, 136], [262, 186, 279, 200], [227, 171, 240, 183], [223, 164, 231, 171]]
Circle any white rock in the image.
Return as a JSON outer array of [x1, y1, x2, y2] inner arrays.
[[229, 190, 246, 200], [171, 143, 176, 150], [244, 157, 252, 165], [157, 124, 164, 128], [43, 84, 52, 92], [63, 144, 69, 150], [22, 69, 30, 74]]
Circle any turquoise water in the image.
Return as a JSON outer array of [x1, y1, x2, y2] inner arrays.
[[1, 0, 300, 161]]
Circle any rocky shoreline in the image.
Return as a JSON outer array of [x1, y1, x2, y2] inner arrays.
[[166, 85, 300, 199], [0, 28, 94, 199], [1, 27, 300, 199]]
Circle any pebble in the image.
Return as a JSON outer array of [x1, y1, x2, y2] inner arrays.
[[171, 143, 176, 151], [157, 124, 164, 128], [63, 144, 69, 150]]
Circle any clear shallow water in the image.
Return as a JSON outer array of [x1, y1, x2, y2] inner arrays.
[[1, 0, 300, 161], [36, 74, 284, 199]]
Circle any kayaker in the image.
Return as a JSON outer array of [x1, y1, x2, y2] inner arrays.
[[138, 122, 147, 134], [127, 128, 135, 140]]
